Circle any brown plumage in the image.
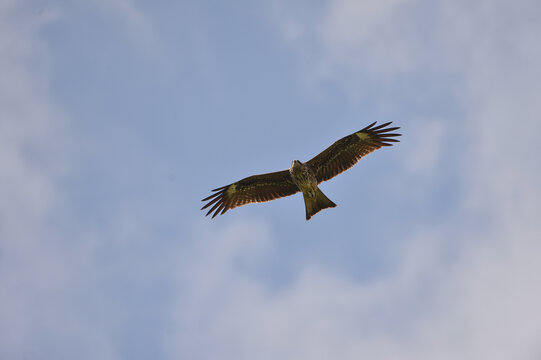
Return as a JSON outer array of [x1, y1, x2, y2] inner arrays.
[[202, 122, 401, 220]]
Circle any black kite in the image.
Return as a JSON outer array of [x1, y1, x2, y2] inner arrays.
[[202, 122, 401, 220]]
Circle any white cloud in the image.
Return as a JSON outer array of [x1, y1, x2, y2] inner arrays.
[[319, 0, 419, 73], [170, 218, 541, 359], [0, 3, 117, 359], [402, 119, 446, 174], [272, 0, 435, 87]]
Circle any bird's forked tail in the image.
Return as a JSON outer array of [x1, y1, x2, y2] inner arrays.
[[303, 187, 337, 220]]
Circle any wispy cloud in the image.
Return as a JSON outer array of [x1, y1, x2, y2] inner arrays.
[[168, 217, 541, 359], [0, 3, 118, 359]]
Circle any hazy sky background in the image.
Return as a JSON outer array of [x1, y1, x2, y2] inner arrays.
[[1, 0, 541, 359]]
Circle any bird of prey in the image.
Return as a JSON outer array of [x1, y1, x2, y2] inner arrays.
[[202, 122, 401, 220]]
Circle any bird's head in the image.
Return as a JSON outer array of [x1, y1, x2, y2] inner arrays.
[[290, 160, 302, 171]]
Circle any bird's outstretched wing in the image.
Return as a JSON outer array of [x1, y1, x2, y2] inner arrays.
[[307, 122, 401, 183], [201, 170, 299, 218]]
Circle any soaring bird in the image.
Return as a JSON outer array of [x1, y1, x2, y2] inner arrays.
[[202, 122, 401, 220]]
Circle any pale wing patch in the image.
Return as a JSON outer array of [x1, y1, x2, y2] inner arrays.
[[355, 132, 371, 140], [227, 183, 237, 195]]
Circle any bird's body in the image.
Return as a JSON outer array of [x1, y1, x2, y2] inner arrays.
[[289, 160, 317, 195], [202, 122, 401, 221], [289, 160, 336, 220]]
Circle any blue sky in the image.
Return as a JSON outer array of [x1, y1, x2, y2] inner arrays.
[[1, 0, 541, 359]]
